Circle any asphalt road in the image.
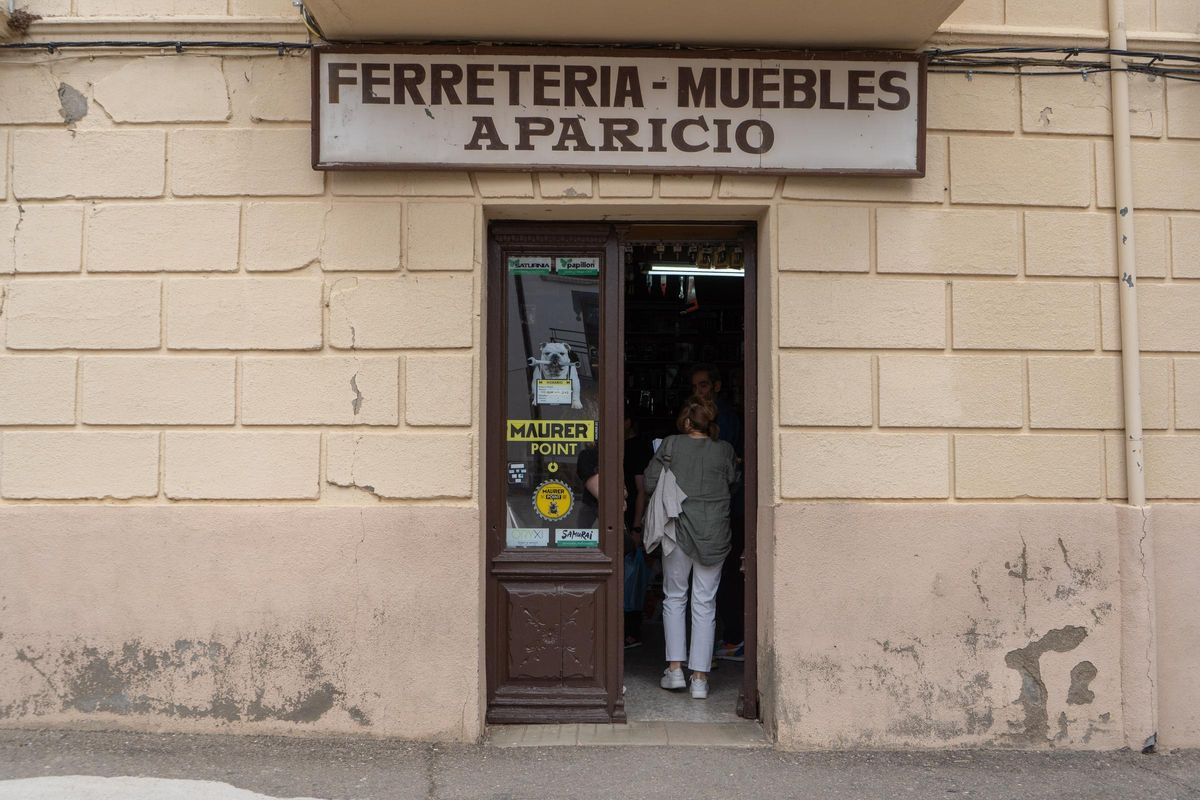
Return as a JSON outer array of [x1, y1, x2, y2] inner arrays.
[[1, 729, 1199, 800]]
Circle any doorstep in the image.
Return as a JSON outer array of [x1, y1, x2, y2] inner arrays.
[[486, 721, 768, 748]]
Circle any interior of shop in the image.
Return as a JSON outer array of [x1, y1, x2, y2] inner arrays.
[[620, 226, 748, 724]]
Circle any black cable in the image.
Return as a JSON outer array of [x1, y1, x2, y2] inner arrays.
[[2, 39, 1199, 83], [0, 40, 312, 52]]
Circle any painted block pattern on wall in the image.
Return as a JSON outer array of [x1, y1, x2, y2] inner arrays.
[[0, 39, 1198, 508]]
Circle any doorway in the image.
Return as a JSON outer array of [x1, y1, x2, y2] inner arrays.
[[485, 221, 758, 725]]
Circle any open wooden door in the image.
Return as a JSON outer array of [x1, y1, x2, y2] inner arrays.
[[485, 223, 625, 724]]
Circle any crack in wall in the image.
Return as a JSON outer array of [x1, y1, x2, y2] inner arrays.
[[350, 373, 364, 415], [1005, 536, 1030, 634], [1138, 505, 1157, 751]]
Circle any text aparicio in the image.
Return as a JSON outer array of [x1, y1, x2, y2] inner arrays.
[[325, 60, 914, 156]]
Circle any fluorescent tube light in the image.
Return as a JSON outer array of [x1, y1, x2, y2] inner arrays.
[[647, 263, 744, 278]]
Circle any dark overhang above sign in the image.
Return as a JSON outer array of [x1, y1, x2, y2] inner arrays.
[[301, 0, 965, 50], [313, 46, 927, 177]]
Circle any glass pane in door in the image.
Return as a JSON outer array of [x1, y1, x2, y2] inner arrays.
[[503, 254, 602, 551]]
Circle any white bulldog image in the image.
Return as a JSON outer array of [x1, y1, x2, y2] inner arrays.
[[529, 341, 583, 410]]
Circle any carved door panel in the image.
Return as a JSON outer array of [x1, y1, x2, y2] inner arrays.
[[486, 224, 624, 724]]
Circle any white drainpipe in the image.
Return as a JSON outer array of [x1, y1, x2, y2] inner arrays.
[[1109, 0, 1158, 753], [1108, 0, 1146, 507]]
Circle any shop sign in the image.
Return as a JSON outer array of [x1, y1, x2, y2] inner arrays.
[[314, 46, 926, 176]]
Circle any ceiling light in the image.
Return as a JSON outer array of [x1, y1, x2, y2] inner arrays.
[[647, 263, 744, 278]]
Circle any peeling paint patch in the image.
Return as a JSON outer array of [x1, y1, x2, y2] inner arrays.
[[4, 626, 371, 727], [1068, 660, 1098, 705], [57, 83, 88, 125], [1004, 625, 1088, 742]]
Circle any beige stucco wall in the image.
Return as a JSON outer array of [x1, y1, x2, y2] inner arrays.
[[0, 0, 1199, 748]]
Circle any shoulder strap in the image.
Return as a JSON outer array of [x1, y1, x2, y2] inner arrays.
[[662, 435, 677, 464]]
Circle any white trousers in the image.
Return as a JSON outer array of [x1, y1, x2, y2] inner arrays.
[[662, 545, 724, 673]]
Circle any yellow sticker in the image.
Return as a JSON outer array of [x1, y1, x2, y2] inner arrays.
[[533, 479, 574, 522], [547, 462, 559, 473], [507, 419, 596, 443]]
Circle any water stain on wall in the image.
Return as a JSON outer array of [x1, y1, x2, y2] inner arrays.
[[2, 626, 371, 727]]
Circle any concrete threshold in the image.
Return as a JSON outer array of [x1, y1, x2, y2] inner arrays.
[[486, 720, 768, 748]]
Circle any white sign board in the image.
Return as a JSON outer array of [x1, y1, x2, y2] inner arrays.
[[314, 46, 925, 176]]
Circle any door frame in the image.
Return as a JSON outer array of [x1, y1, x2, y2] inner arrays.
[[484, 220, 759, 723]]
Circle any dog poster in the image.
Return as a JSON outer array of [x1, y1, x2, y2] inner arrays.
[[528, 341, 583, 409]]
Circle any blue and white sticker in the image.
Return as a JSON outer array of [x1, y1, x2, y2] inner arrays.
[[507, 527, 550, 548]]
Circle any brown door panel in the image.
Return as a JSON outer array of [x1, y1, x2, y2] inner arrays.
[[500, 581, 605, 684]]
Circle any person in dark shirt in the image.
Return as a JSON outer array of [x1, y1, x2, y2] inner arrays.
[[689, 364, 742, 457], [576, 400, 649, 648]]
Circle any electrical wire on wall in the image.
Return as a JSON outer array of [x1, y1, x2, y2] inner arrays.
[[0, 36, 1198, 83], [927, 46, 1200, 82]]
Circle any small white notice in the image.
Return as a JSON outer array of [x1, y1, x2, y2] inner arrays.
[[535, 379, 574, 405]]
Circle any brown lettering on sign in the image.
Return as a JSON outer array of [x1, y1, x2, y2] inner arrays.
[[648, 118, 668, 152], [672, 118, 709, 153], [613, 67, 644, 108], [466, 64, 495, 105], [878, 70, 911, 110], [783, 69, 816, 109], [719, 67, 750, 108], [362, 62, 389, 105], [431, 63, 463, 105], [713, 118, 732, 153], [564, 65, 599, 108], [736, 119, 774, 154], [465, 116, 508, 150], [847, 70, 875, 111], [818, 69, 844, 110], [328, 62, 357, 104], [678, 67, 717, 109], [552, 117, 596, 152], [600, 118, 640, 152], [533, 64, 561, 106], [394, 63, 426, 105], [317, 50, 924, 175], [753, 68, 781, 109], [516, 117, 554, 150], [498, 64, 530, 105]]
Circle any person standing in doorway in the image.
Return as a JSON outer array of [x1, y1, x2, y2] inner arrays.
[[644, 397, 737, 699], [689, 364, 741, 457], [690, 364, 746, 662]]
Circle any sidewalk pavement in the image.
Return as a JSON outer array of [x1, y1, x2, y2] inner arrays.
[[1, 728, 1199, 800]]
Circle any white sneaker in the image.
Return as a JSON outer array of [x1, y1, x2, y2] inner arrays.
[[690, 676, 709, 699], [660, 667, 686, 690]]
